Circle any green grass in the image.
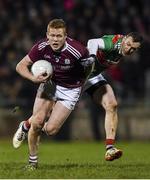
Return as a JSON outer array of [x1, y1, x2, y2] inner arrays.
[[0, 139, 150, 178]]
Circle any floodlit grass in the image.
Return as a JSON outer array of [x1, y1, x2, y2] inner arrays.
[[0, 139, 150, 178]]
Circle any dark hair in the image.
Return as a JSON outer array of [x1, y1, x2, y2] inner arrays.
[[127, 32, 143, 45]]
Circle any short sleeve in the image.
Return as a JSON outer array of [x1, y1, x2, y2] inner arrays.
[[81, 47, 89, 59], [28, 41, 43, 62], [101, 35, 114, 51]]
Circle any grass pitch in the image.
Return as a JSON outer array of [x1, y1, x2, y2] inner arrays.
[[0, 139, 150, 179]]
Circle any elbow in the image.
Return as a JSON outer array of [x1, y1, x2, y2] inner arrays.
[[16, 62, 22, 74], [16, 63, 20, 73], [87, 39, 93, 48], [87, 39, 97, 55]]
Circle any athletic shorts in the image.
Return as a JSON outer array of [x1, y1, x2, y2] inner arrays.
[[37, 81, 82, 110], [83, 73, 107, 96]]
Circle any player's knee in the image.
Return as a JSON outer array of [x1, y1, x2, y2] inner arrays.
[[31, 121, 43, 132], [45, 124, 60, 136], [104, 99, 118, 112], [35, 113, 45, 125], [31, 115, 44, 131]]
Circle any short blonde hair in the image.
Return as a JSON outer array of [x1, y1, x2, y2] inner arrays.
[[47, 19, 67, 34]]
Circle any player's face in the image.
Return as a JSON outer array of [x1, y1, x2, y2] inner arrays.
[[121, 36, 141, 56], [47, 28, 67, 51]]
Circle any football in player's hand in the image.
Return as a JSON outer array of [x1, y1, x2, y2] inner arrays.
[[31, 60, 53, 77]]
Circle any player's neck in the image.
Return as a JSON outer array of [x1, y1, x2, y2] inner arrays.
[[55, 41, 67, 53]]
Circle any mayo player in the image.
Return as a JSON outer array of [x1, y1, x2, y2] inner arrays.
[[84, 32, 143, 161]]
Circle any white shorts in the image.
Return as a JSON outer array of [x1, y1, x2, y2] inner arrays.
[[83, 73, 107, 91], [37, 81, 82, 110]]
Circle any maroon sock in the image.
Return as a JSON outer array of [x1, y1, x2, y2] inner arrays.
[[22, 120, 30, 132], [106, 139, 115, 150]]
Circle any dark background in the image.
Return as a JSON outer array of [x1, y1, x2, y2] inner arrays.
[[0, 0, 150, 140]]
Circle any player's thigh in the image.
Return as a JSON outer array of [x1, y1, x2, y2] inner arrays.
[[33, 97, 53, 115], [32, 83, 55, 116], [47, 101, 72, 130], [93, 84, 117, 107], [31, 97, 54, 125]]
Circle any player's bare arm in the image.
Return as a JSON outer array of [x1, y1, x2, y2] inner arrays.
[[16, 55, 49, 83]]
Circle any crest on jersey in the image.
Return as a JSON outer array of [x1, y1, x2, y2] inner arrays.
[[64, 59, 70, 64], [114, 42, 121, 50], [55, 57, 60, 63], [44, 54, 51, 59]]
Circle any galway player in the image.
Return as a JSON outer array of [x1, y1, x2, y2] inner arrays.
[[13, 18, 94, 169]]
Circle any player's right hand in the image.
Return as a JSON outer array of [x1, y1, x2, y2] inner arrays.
[[31, 72, 50, 83]]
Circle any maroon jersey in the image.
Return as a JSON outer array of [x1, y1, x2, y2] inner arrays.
[[28, 37, 89, 88]]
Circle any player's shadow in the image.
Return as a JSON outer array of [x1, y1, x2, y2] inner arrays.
[[0, 162, 100, 170], [40, 163, 101, 170], [1, 162, 149, 171]]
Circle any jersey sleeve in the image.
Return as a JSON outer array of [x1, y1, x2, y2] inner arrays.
[[80, 46, 89, 59], [87, 38, 105, 55], [28, 41, 43, 62], [101, 35, 115, 51]]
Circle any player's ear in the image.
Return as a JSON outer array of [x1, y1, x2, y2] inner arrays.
[[122, 35, 127, 43], [65, 33, 67, 39], [123, 36, 127, 40]]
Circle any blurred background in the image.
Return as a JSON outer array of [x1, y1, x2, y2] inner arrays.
[[0, 0, 150, 141]]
